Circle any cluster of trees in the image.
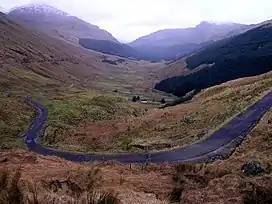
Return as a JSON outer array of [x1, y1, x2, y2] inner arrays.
[[155, 25, 272, 97], [132, 96, 141, 102]]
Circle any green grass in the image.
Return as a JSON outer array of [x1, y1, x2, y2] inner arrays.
[[0, 94, 33, 148], [42, 94, 145, 146]]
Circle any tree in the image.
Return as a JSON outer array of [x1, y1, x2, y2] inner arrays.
[[137, 96, 141, 101], [132, 96, 137, 102], [161, 98, 166, 104]]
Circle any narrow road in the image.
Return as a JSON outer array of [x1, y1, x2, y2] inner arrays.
[[24, 91, 272, 163]]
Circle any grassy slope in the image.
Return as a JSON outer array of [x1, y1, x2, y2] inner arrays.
[[0, 12, 174, 149], [0, 65, 147, 150], [0, 95, 32, 148], [1, 11, 171, 101], [0, 70, 271, 204], [54, 71, 272, 153], [42, 94, 145, 149], [1, 12, 271, 204], [0, 11, 172, 101], [0, 106, 271, 204]]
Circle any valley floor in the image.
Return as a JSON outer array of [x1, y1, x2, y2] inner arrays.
[[47, 71, 272, 153]]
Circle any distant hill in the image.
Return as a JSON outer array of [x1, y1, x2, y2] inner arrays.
[[129, 21, 244, 47], [155, 23, 272, 97], [78, 22, 247, 62], [79, 38, 140, 59], [79, 38, 209, 61], [132, 42, 210, 61], [8, 4, 118, 45], [123, 21, 244, 62]]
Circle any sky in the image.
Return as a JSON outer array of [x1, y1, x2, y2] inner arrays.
[[1, 0, 272, 42]]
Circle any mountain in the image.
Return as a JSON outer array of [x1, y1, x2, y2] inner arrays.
[[78, 22, 245, 62], [155, 22, 272, 97], [120, 21, 245, 62], [0, 11, 118, 91], [8, 4, 118, 45], [129, 21, 244, 47], [0, 7, 7, 13], [0, 11, 159, 96], [79, 38, 211, 61]]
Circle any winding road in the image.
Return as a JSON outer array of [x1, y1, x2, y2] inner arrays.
[[24, 90, 272, 163]]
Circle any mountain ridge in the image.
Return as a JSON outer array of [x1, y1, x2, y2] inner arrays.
[[129, 22, 245, 47], [8, 4, 119, 44]]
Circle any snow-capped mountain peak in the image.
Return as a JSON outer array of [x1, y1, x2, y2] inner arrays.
[[9, 4, 69, 16], [0, 6, 8, 13]]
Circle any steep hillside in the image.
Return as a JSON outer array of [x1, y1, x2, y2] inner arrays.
[[79, 38, 140, 59], [79, 38, 207, 61], [0, 11, 107, 90], [0, 11, 174, 105], [8, 4, 118, 45], [130, 21, 244, 47], [155, 23, 272, 97]]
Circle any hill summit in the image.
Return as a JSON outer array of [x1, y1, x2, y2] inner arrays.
[[8, 4, 118, 44]]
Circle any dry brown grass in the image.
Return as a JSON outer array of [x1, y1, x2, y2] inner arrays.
[[0, 149, 171, 204], [169, 108, 272, 203], [0, 162, 121, 204], [59, 71, 272, 153], [0, 103, 271, 203]]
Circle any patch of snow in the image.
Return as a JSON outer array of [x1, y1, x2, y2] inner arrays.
[[9, 4, 70, 16], [0, 6, 7, 13]]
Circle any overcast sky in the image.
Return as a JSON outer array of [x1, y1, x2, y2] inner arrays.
[[1, 0, 272, 42]]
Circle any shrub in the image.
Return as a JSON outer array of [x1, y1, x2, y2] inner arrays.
[[132, 96, 137, 102], [0, 169, 121, 204], [160, 98, 166, 104]]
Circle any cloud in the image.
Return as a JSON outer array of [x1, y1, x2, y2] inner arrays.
[[1, 0, 272, 42]]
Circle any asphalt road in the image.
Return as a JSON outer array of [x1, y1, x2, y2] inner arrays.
[[24, 90, 272, 163]]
